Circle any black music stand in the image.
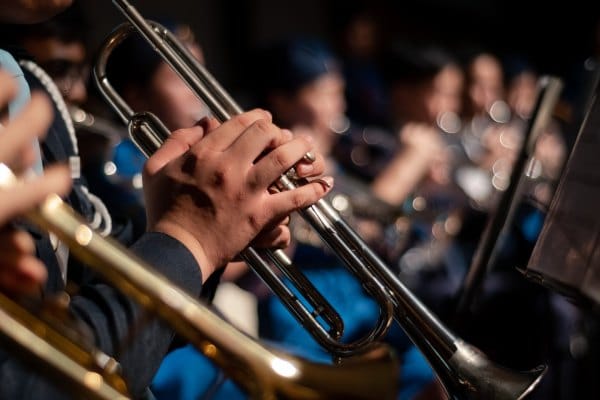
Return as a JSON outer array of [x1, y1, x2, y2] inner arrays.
[[525, 73, 600, 311], [455, 76, 564, 316]]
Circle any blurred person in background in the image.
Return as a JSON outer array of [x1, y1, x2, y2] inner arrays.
[[249, 36, 443, 400], [374, 41, 472, 317], [455, 51, 513, 208], [8, 3, 148, 240], [335, 6, 389, 127]]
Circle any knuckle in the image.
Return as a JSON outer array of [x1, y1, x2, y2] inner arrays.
[[252, 118, 272, 135], [290, 191, 307, 209], [228, 114, 249, 132], [210, 163, 229, 187], [271, 150, 291, 171], [142, 159, 158, 177], [247, 214, 262, 232], [278, 228, 291, 248], [296, 135, 311, 150], [235, 110, 266, 129]]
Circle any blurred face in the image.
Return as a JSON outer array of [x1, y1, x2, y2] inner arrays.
[[22, 37, 88, 105], [468, 54, 504, 114], [291, 72, 346, 135], [139, 44, 209, 130], [426, 64, 464, 121], [507, 70, 538, 118], [0, 0, 73, 23]]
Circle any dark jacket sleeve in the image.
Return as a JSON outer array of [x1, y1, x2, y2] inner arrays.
[[69, 232, 203, 398]]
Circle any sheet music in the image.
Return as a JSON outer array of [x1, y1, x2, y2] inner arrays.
[[527, 83, 600, 306]]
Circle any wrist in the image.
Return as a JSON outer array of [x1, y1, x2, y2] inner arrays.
[[152, 219, 215, 280]]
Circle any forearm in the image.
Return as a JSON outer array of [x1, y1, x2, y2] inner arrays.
[[371, 147, 431, 206]]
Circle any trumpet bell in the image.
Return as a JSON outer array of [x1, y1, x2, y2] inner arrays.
[[447, 340, 546, 400]]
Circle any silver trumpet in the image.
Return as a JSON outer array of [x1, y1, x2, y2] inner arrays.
[[93, 1, 548, 398], [0, 163, 398, 399]]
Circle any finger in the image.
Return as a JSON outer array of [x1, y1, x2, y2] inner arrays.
[[295, 152, 326, 178], [201, 109, 272, 151], [0, 69, 18, 109], [0, 92, 53, 165], [0, 256, 47, 295], [0, 235, 48, 290], [195, 116, 221, 133], [251, 225, 291, 249], [264, 176, 334, 220], [258, 215, 290, 232], [0, 228, 36, 254], [0, 164, 71, 224], [229, 119, 294, 173], [250, 135, 313, 188], [144, 125, 205, 175]]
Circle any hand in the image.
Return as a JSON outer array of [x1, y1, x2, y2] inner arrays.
[[398, 122, 443, 155], [0, 69, 71, 295], [0, 226, 47, 295], [251, 136, 327, 251], [143, 109, 332, 279], [372, 123, 443, 205]]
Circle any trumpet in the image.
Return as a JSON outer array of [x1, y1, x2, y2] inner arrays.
[[0, 163, 398, 399], [93, 1, 548, 398]]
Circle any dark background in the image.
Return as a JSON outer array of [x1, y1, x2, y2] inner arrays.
[[84, 0, 600, 108]]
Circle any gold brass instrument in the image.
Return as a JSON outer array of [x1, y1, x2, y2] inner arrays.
[[0, 289, 130, 400], [92, 1, 548, 398], [0, 163, 398, 399]]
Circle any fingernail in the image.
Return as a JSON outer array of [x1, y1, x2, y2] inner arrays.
[[303, 134, 315, 143], [295, 162, 314, 176], [318, 176, 334, 189], [282, 129, 293, 140]]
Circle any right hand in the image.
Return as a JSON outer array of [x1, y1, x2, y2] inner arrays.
[[0, 69, 71, 295], [143, 109, 332, 279]]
